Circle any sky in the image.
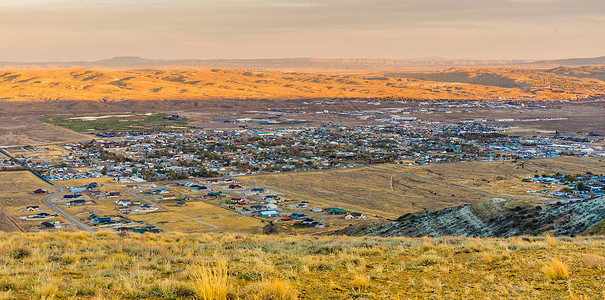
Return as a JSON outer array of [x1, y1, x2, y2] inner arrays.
[[1, 0, 604, 61]]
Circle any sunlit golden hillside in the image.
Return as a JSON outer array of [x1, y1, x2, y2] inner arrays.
[[1, 67, 604, 101]]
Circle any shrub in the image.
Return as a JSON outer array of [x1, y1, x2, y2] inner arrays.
[[416, 254, 443, 266], [585, 253, 605, 269], [252, 279, 298, 300], [191, 260, 233, 300], [10, 248, 30, 259], [543, 258, 569, 280], [352, 273, 370, 292]]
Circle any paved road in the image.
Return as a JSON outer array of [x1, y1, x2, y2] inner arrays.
[[43, 187, 95, 233], [1, 148, 95, 232], [0, 149, 55, 186], [125, 190, 160, 206]]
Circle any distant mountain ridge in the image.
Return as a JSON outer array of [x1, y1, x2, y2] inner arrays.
[[0, 56, 602, 71], [533, 56, 605, 67]]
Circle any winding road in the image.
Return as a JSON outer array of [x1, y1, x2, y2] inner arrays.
[[43, 187, 95, 232], [1, 148, 95, 232]]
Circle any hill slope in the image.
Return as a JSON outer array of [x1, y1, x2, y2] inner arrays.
[[1, 67, 604, 101], [1, 231, 604, 299], [340, 197, 605, 237]]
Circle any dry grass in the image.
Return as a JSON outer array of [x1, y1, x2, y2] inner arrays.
[[0, 68, 596, 102], [247, 279, 298, 300], [244, 157, 605, 216], [244, 167, 489, 216], [543, 258, 570, 281], [0, 232, 604, 298], [352, 273, 370, 292], [191, 260, 234, 300], [0, 116, 91, 146], [0, 171, 59, 231], [585, 253, 605, 269]]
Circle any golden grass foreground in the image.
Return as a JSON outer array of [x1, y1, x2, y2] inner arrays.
[[0, 232, 605, 299]]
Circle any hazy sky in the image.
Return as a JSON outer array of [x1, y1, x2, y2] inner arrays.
[[1, 0, 604, 61]]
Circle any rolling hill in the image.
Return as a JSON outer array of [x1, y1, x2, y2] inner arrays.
[[0, 67, 604, 101]]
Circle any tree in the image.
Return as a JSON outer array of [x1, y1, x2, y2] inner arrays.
[[575, 182, 589, 192]]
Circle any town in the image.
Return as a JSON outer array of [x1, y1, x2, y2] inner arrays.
[[0, 104, 603, 234], [16, 117, 605, 182]]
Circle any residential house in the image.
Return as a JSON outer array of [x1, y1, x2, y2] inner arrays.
[[290, 213, 306, 219], [25, 206, 40, 212], [68, 199, 86, 206], [32, 213, 53, 219], [246, 188, 265, 195], [190, 185, 207, 191], [115, 199, 131, 206], [328, 208, 348, 215], [264, 203, 278, 210], [69, 187, 87, 193], [40, 222, 55, 229], [32, 189, 48, 194], [258, 210, 279, 217], [162, 194, 177, 200], [344, 212, 364, 219]]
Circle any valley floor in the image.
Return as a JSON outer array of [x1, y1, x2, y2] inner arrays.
[[1, 232, 604, 299]]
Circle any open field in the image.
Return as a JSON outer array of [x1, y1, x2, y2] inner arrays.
[[0, 171, 55, 206], [0, 117, 91, 147], [379, 156, 605, 197], [244, 157, 605, 217], [1, 144, 71, 157], [155, 220, 216, 232], [0, 171, 60, 232], [244, 167, 491, 216], [1, 232, 605, 299], [53, 177, 117, 188], [168, 201, 239, 219], [126, 200, 264, 233], [42, 114, 188, 132]]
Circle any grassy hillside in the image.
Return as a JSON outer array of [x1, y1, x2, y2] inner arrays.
[[0, 67, 604, 102], [1, 232, 605, 299], [244, 157, 605, 217], [385, 67, 605, 95]]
